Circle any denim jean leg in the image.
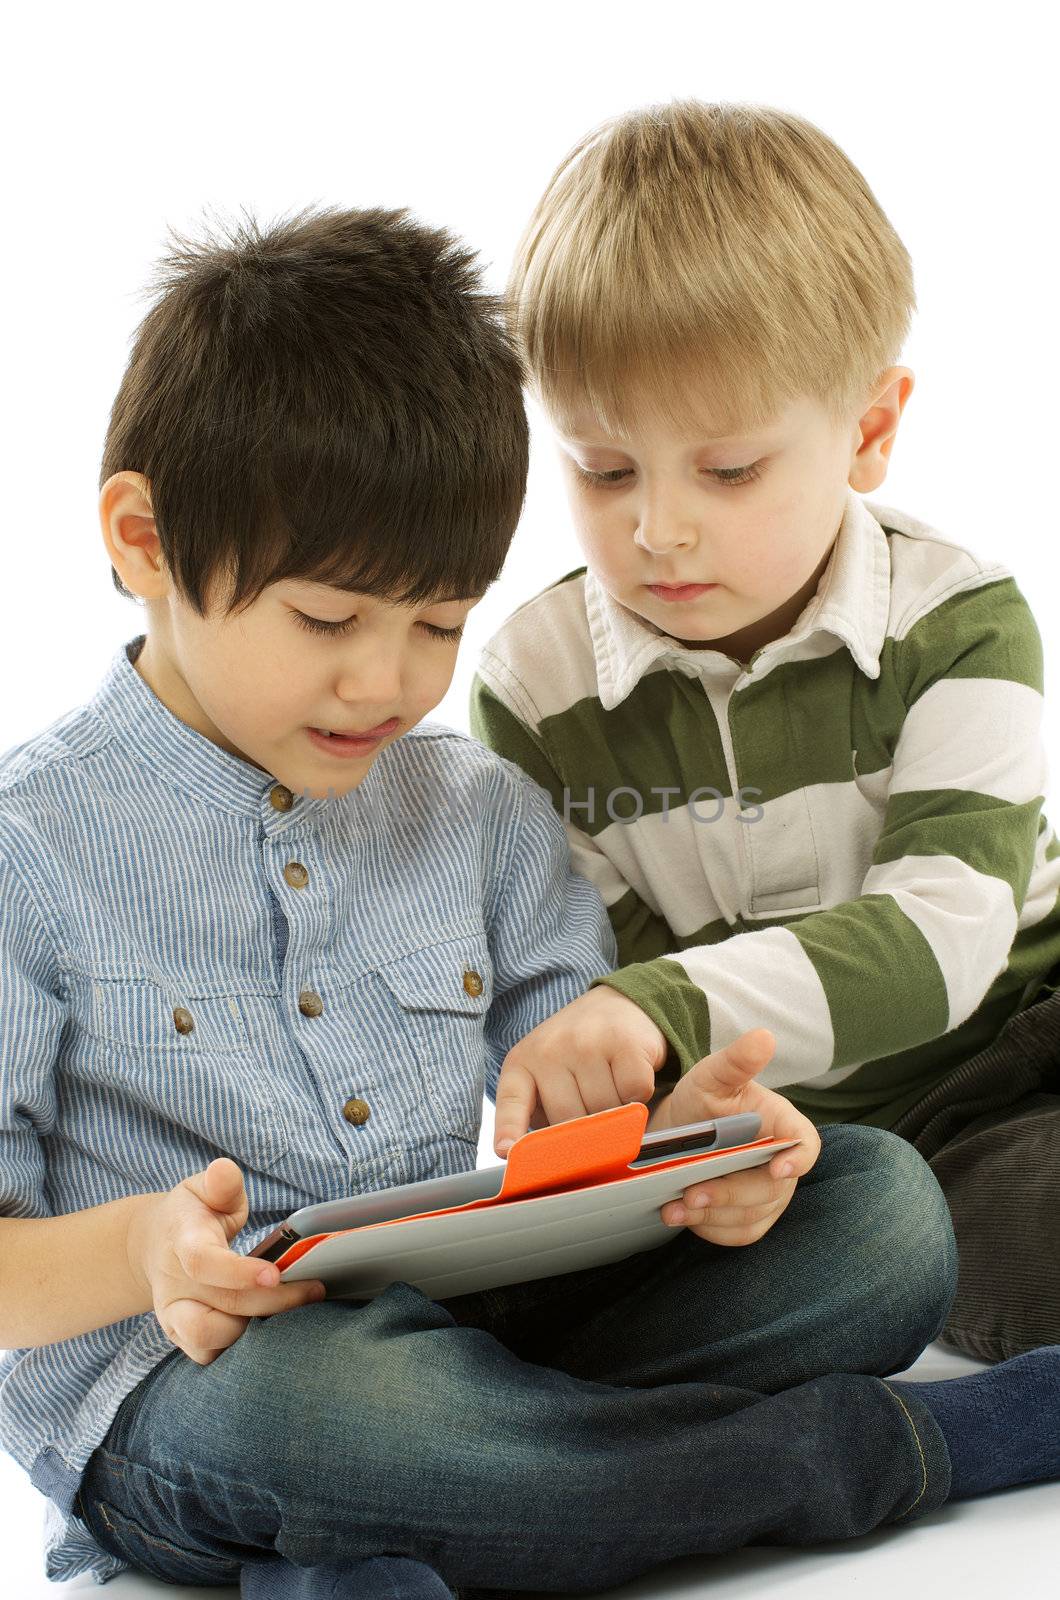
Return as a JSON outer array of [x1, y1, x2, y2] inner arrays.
[[78, 1264, 953, 1597], [469, 1123, 959, 1395], [239, 1553, 457, 1598], [78, 1384, 461, 1597]]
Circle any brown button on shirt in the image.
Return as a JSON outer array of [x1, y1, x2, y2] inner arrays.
[[284, 861, 309, 890], [298, 989, 324, 1018], [342, 1097, 371, 1126], [172, 1007, 195, 1035], [462, 969, 484, 997], [269, 784, 294, 812]]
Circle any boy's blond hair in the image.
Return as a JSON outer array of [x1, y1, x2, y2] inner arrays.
[[506, 100, 915, 437]]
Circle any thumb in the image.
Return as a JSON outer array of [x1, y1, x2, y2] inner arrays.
[[196, 1157, 249, 1239], [686, 1028, 776, 1104]]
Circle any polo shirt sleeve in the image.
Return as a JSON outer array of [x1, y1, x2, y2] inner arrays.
[[477, 754, 618, 1103], [0, 843, 65, 1220], [585, 577, 1051, 1092], [470, 674, 678, 966]]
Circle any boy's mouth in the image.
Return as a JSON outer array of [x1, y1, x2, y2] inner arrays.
[[307, 718, 400, 757], [314, 719, 400, 738], [647, 582, 719, 603]]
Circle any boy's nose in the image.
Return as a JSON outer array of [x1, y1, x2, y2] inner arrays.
[[631, 478, 700, 555], [333, 648, 404, 708], [634, 511, 699, 556]]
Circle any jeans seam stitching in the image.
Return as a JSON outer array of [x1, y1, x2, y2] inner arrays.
[[93, 1492, 239, 1578], [882, 1384, 931, 1520], [102, 1505, 201, 1559], [94, 1447, 264, 1510]]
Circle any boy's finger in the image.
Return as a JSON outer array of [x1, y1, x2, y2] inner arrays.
[[256, 1282, 328, 1315], [536, 1071, 592, 1130], [761, 1113, 820, 1179], [175, 1232, 275, 1293], [767, 1144, 815, 1180], [205, 1278, 328, 1319], [609, 1048, 661, 1110], [667, 1193, 786, 1227], [493, 1057, 539, 1157], [165, 1298, 248, 1362], [183, 1158, 249, 1237], [687, 1029, 776, 1100], [202, 1156, 245, 1204], [679, 1168, 790, 1212]]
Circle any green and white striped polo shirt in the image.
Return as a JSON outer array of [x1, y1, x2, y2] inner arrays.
[[470, 488, 1060, 1130]]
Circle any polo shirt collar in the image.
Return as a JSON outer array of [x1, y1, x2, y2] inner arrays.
[[585, 486, 892, 711]]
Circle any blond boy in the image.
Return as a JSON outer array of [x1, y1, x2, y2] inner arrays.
[[472, 102, 1060, 1367]]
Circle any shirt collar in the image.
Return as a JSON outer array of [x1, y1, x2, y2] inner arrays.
[[90, 632, 333, 821], [585, 486, 892, 711]]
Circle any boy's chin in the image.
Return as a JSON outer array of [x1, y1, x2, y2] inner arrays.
[[297, 757, 379, 801], [275, 751, 378, 804], [633, 597, 726, 647]]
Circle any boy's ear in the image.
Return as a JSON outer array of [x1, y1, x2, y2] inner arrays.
[[848, 366, 915, 493], [99, 471, 168, 600]]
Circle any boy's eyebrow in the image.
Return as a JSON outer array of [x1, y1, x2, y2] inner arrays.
[[559, 428, 763, 449], [284, 584, 486, 605], [407, 592, 487, 608]]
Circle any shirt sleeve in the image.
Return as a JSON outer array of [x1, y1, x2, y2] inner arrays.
[[0, 842, 65, 1219], [471, 674, 677, 964], [583, 576, 1051, 1089], [478, 754, 618, 1103], [472, 673, 687, 1095]]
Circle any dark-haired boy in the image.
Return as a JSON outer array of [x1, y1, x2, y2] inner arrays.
[[0, 206, 1025, 1600]]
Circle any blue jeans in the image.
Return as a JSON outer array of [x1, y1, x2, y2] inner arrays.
[[76, 1125, 958, 1599]]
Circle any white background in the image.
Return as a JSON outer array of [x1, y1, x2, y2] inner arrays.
[[1, 2, 1057, 1593], [2, 2, 1058, 765]]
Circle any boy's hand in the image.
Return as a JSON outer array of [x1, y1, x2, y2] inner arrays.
[[125, 1157, 326, 1366], [651, 1028, 821, 1247], [494, 986, 668, 1157]]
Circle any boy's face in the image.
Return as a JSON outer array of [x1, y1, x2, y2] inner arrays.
[[101, 474, 480, 800], [551, 369, 912, 664]]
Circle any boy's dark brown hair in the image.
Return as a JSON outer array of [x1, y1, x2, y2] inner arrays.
[[102, 205, 529, 616]]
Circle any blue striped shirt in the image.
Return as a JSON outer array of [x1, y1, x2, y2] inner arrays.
[[0, 632, 617, 1583]]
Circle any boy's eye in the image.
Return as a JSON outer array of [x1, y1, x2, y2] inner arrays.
[[710, 464, 762, 485], [577, 467, 632, 485], [572, 462, 762, 488], [293, 611, 357, 637], [292, 611, 463, 642], [418, 622, 464, 642]]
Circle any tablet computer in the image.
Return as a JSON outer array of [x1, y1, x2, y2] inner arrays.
[[249, 1111, 761, 1265]]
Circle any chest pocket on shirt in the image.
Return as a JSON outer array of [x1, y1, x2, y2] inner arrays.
[[373, 934, 493, 1148], [65, 974, 290, 1171]]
